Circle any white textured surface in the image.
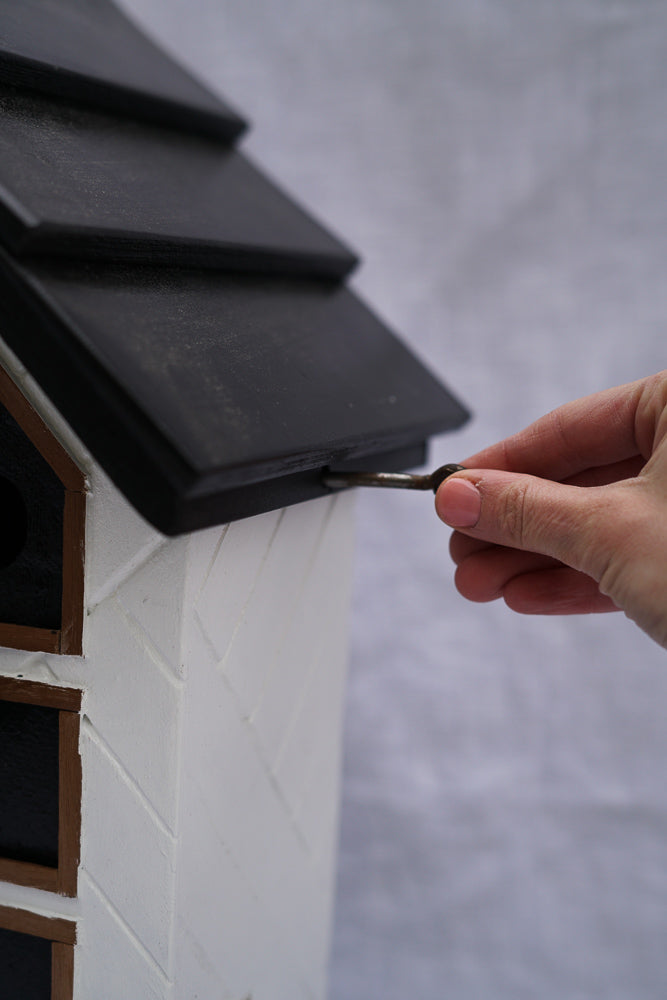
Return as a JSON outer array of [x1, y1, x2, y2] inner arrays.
[[78, 594, 183, 831], [194, 510, 282, 666], [80, 722, 177, 973], [77, 874, 169, 1000], [174, 492, 355, 1000]]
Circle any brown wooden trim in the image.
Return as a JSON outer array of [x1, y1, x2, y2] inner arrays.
[[0, 682, 82, 895], [0, 367, 84, 491], [59, 489, 86, 656], [0, 676, 82, 711], [0, 489, 86, 652], [0, 623, 61, 654], [0, 904, 76, 945], [0, 364, 86, 657], [0, 857, 59, 893], [52, 941, 75, 1000], [56, 712, 82, 897]]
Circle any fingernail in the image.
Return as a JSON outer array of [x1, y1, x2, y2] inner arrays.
[[435, 478, 481, 528]]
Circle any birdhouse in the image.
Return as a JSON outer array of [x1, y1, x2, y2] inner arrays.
[[0, 2, 468, 998]]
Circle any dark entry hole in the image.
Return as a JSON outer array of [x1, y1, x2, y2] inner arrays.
[[0, 476, 27, 569], [0, 925, 52, 998], [0, 700, 60, 869]]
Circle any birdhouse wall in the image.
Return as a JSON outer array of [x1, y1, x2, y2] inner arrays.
[[0, 343, 356, 999], [174, 491, 355, 999]]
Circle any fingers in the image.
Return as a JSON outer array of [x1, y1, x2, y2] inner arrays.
[[461, 374, 667, 482], [449, 530, 491, 564], [449, 532, 618, 613], [453, 543, 561, 602], [436, 372, 667, 643], [449, 530, 554, 568], [565, 456, 645, 488], [502, 567, 619, 615], [435, 469, 629, 584], [443, 459, 645, 570]]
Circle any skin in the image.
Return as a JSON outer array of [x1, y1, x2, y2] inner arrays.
[[434, 371, 667, 649]]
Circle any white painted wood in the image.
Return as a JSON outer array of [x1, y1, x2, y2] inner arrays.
[[173, 493, 356, 1000], [0, 348, 357, 999], [77, 874, 170, 1000], [80, 721, 178, 972]]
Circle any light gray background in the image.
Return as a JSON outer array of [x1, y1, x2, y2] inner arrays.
[[121, 2, 667, 996]]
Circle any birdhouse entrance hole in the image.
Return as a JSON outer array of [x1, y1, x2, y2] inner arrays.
[[0, 367, 85, 655], [0, 677, 82, 897], [0, 475, 27, 568], [0, 904, 76, 1000]]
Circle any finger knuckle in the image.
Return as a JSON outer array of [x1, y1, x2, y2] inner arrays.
[[497, 480, 532, 547]]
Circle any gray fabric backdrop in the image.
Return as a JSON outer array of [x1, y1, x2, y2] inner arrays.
[[122, 2, 667, 996]]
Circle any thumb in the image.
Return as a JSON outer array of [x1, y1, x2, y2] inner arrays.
[[434, 470, 630, 581], [436, 469, 667, 647]]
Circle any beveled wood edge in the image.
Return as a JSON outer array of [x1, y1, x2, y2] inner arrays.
[[0, 49, 247, 144], [0, 857, 58, 893], [60, 490, 85, 656], [0, 623, 60, 654], [0, 904, 76, 945], [0, 366, 84, 491], [0, 676, 81, 711], [52, 940, 75, 1000], [57, 712, 81, 897]]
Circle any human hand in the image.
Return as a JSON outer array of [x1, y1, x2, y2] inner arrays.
[[434, 372, 667, 648]]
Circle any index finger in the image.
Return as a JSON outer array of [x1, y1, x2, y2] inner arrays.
[[463, 375, 658, 481]]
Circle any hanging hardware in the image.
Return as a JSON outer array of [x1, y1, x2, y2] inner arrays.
[[322, 463, 465, 493]]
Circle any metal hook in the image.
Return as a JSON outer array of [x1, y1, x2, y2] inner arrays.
[[322, 463, 465, 493]]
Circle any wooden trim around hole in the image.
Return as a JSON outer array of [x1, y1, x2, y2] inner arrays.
[[0, 904, 76, 945], [0, 905, 76, 1000], [52, 940, 75, 1000], [0, 623, 61, 654], [0, 857, 59, 893], [0, 365, 86, 656], [0, 367, 84, 491], [0, 681, 82, 896], [0, 676, 82, 712], [59, 489, 86, 656], [57, 711, 82, 897]]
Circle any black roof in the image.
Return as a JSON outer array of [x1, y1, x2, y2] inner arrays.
[[0, 0, 246, 139], [0, 84, 356, 278], [0, 0, 468, 535]]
